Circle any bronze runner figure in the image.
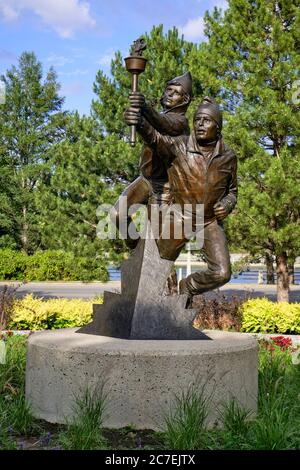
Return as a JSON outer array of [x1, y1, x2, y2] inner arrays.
[[112, 71, 192, 249]]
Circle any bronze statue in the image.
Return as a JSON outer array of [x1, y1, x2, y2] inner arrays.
[[124, 95, 237, 303], [82, 41, 237, 339], [112, 71, 192, 249]]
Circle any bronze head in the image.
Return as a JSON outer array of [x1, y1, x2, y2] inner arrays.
[[160, 71, 192, 111], [194, 96, 222, 143]]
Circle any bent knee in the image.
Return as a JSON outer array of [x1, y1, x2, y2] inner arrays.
[[211, 267, 231, 286]]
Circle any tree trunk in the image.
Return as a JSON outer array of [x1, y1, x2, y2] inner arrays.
[[265, 252, 275, 284], [21, 205, 28, 254], [276, 253, 289, 302], [288, 259, 295, 285]]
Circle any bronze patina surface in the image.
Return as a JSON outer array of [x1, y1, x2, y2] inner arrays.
[[83, 40, 237, 339], [113, 71, 192, 249], [124, 95, 237, 300]]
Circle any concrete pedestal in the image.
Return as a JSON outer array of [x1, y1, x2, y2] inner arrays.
[[26, 328, 258, 430]]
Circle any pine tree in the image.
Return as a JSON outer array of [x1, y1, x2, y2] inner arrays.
[[0, 152, 21, 249], [0, 52, 66, 253], [37, 112, 125, 280], [198, 0, 300, 301]]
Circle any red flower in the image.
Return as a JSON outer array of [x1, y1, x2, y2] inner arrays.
[[271, 336, 292, 350]]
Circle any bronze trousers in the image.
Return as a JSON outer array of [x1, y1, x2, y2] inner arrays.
[[157, 219, 231, 295]]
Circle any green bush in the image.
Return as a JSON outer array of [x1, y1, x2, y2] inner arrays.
[[24, 250, 74, 281], [0, 249, 109, 282], [241, 298, 300, 334], [9, 294, 103, 330], [0, 249, 27, 280]]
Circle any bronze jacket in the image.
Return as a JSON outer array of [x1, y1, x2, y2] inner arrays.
[[137, 119, 237, 223], [139, 105, 189, 183]]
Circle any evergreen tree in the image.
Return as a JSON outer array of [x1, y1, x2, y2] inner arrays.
[[0, 52, 66, 253], [37, 112, 124, 280], [0, 152, 21, 249], [198, 0, 300, 301]]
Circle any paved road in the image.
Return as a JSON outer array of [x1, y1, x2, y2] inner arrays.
[[0, 281, 299, 302], [0, 281, 120, 299]]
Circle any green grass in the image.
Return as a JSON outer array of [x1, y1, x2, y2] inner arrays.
[[0, 335, 37, 448], [58, 385, 109, 450], [1, 334, 300, 450], [163, 384, 210, 450], [161, 340, 300, 451], [250, 343, 300, 449]]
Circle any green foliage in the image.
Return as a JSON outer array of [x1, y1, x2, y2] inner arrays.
[[163, 384, 209, 450], [0, 52, 66, 253], [216, 400, 253, 450], [241, 298, 300, 333], [0, 284, 18, 330], [251, 341, 300, 449], [0, 335, 27, 394], [0, 249, 108, 281], [0, 249, 27, 280], [36, 112, 126, 271], [199, 0, 300, 301], [231, 255, 260, 276], [0, 335, 35, 442], [208, 343, 300, 450], [59, 385, 108, 450], [9, 294, 102, 330]]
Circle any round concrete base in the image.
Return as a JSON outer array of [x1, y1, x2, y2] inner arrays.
[[26, 328, 258, 430]]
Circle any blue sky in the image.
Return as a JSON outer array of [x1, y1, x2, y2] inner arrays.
[[0, 0, 227, 115]]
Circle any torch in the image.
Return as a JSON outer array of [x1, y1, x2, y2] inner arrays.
[[124, 37, 147, 147]]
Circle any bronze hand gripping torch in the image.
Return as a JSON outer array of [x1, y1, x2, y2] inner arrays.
[[124, 38, 147, 147]]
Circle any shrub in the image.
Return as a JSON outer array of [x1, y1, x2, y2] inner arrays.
[[0, 249, 27, 280], [9, 294, 103, 330], [193, 293, 246, 331], [0, 249, 109, 282], [24, 250, 74, 281], [241, 298, 300, 334]]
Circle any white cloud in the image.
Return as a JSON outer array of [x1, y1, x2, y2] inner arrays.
[[0, 0, 96, 38], [0, 3, 18, 20], [178, 1, 228, 42], [197, 0, 227, 7], [46, 54, 74, 67], [97, 51, 115, 67], [178, 16, 205, 41], [58, 69, 89, 76]]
